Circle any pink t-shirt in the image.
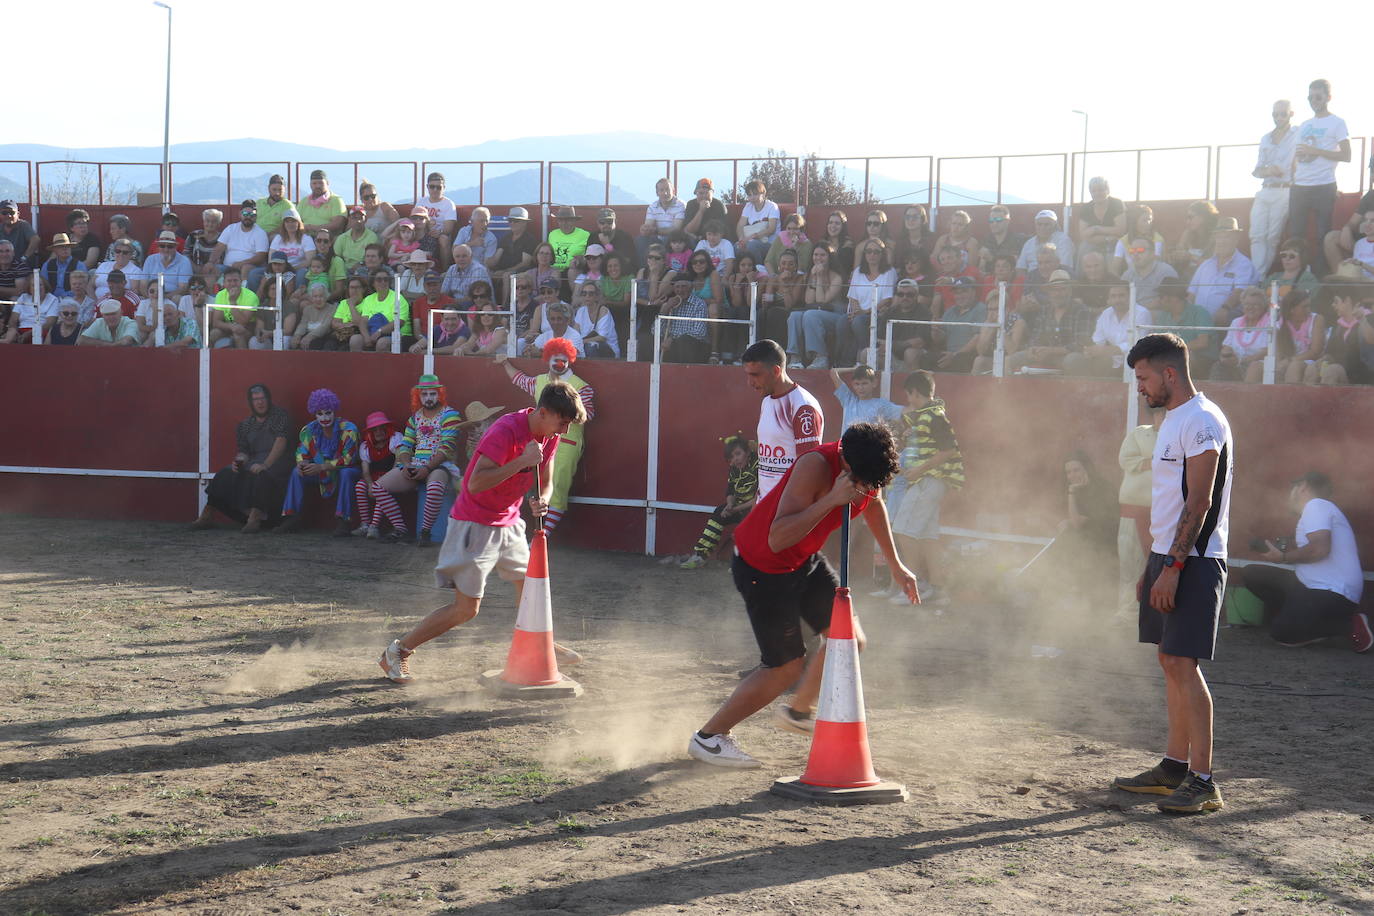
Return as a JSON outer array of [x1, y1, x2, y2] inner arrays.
[[450, 409, 559, 526]]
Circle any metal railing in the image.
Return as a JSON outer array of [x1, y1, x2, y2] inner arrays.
[[547, 160, 669, 207], [420, 161, 543, 208], [168, 161, 292, 205], [672, 157, 800, 202]]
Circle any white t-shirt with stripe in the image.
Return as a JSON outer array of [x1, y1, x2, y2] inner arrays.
[[756, 383, 823, 500], [1150, 393, 1233, 560]]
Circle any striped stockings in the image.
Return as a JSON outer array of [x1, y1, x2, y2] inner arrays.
[[370, 482, 407, 533]]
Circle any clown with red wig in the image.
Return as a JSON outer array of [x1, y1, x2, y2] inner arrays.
[[371, 374, 464, 545], [497, 337, 594, 532]]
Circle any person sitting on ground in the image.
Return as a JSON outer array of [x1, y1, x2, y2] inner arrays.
[[548, 206, 590, 272], [572, 281, 618, 359], [1245, 471, 1370, 653], [1188, 217, 1258, 320], [1007, 270, 1094, 372], [457, 296, 509, 358], [1017, 210, 1075, 275], [1211, 286, 1273, 382], [369, 375, 464, 546], [498, 341, 595, 533], [290, 284, 335, 351], [525, 300, 585, 358], [1064, 281, 1152, 377], [933, 209, 983, 273], [680, 433, 759, 570], [1151, 277, 1216, 378], [140, 296, 201, 349], [888, 370, 964, 607], [296, 169, 347, 236], [276, 389, 361, 537], [78, 298, 139, 346], [193, 383, 292, 533], [1273, 288, 1326, 384], [352, 411, 404, 539]]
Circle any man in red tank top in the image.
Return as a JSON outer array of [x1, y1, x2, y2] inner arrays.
[[688, 422, 919, 768]]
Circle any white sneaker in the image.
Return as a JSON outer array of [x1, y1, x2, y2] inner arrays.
[[805, 356, 830, 370], [787, 359, 804, 370], [378, 639, 413, 683], [688, 731, 761, 768], [868, 584, 895, 598], [351, 525, 369, 537], [772, 704, 815, 735], [679, 554, 707, 570], [366, 525, 380, 540]]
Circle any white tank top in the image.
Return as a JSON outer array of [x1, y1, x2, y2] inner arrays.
[[756, 383, 824, 499]]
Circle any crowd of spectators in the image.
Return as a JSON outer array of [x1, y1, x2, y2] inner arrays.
[[2, 83, 1369, 384]]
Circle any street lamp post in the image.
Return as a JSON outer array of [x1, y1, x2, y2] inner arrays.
[[154, 2, 172, 214], [1072, 109, 1089, 205]]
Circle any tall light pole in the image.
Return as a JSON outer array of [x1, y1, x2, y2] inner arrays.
[[154, 2, 172, 213], [1072, 109, 1089, 204]]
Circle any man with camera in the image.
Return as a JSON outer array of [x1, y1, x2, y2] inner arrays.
[[1245, 471, 1371, 653]]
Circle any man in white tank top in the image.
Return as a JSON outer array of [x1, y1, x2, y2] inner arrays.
[[742, 340, 823, 500], [1114, 333, 1233, 815]]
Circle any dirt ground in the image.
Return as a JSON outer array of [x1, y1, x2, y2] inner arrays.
[[0, 515, 1371, 916]]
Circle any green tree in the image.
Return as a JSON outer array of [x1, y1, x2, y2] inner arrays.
[[726, 150, 873, 206]]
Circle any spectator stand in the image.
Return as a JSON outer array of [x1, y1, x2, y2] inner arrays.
[[877, 282, 1010, 401], [420, 302, 520, 376]]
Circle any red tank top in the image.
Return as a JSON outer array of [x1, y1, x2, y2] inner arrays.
[[733, 441, 869, 574]]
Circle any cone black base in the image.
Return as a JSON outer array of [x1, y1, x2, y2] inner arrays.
[[479, 670, 583, 699], [770, 776, 908, 806]]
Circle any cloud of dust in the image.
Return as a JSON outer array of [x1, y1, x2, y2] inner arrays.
[[216, 639, 328, 695]]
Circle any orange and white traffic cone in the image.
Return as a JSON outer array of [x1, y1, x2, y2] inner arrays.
[[773, 516, 906, 805], [480, 529, 582, 699]]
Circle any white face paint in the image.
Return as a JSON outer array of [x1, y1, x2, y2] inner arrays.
[[548, 356, 569, 375], [420, 390, 441, 409], [315, 410, 334, 426]]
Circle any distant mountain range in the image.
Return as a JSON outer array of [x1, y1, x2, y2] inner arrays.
[[0, 132, 1027, 209]]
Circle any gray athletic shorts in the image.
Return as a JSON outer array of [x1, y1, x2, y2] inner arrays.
[[434, 518, 528, 598], [1138, 552, 1227, 660], [892, 476, 946, 541]]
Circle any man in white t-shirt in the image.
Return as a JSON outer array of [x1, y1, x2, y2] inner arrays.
[[736, 180, 780, 263], [1286, 78, 1351, 275], [743, 339, 823, 500], [1064, 281, 1152, 377], [1114, 333, 1233, 814], [1244, 472, 1370, 653], [1248, 99, 1297, 276], [212, 201, 269, 279], [422, 172, 458, 268], [525, 302, 586, 358]]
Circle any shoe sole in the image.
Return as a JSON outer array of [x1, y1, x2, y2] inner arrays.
[[772, 707, 814, 736], [1158, 797, 1224, 813], [687, 743, 761, 769], [1113, 782, 1178, 796], [1352, 614, 1373, 653]]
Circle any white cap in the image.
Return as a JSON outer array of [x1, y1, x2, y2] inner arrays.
[[1035, 209, 1058, 222]]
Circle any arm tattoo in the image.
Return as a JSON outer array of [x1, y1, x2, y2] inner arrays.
[[1168, 505, 1204, 561]]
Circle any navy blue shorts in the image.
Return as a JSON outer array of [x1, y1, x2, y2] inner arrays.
[[732, 552, 837, 668], [1139, 552, 1227, 660]]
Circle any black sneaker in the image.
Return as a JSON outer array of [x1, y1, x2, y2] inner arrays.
[[416, 529, 434, 548], [1157, 774, 1224, 813], [1113, 763, 1185, 795]]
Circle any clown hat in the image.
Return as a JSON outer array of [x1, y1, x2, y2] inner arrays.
[[414, 373, 443, 389], [363, 411, 397, 433]]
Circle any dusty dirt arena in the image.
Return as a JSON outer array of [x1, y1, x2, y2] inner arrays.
[[0, 515, 1371, 915]]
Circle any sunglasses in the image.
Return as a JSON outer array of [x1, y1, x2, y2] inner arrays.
[[1128, 247, 1147, 255], [1280, 252, 1299, 258], [115, 247, 133, 253], [647, 254, 663, 260], [866, 220, 882, 227], [362, 194, 376, 201], [59, 311, 77, 317]]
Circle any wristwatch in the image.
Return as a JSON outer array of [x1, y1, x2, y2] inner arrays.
[[1162, 555, 1180, 569]]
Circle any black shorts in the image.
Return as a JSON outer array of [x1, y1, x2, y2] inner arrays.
[[732, 552, 838, 668], [1139, 552, 1227, 660]]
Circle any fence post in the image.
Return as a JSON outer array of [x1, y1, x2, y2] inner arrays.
[[748, 281, 758, 347], [390, 292, 402, 354], [198, 301, 211, 512], [155, 273, 166, 347], [993, 281, 1007, 378], [881, 331, 894, 401], [31, 268, 42, 345], [628, 281, 638, 362], [424, 310, 436, 377], [507, 276, 519, 357], [273, 272, 283, 351], [1124, 282, 1138, 384], [646, 317, 662, 554], [1263, 281, 1278, 385]]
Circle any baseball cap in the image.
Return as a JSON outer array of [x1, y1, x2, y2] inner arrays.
[[538, 276, 560, 290], [0, 199, 16, 211], [310, 169, 327, 180], [585, 244, 606, 256], [98, 298, 122, 315], [1034, 209, 1058, 222], [1047, 269, 1073, 285], [269, 250, 289, 263], [597, 207, 616, 221], [409, 205, 428, 217], [896, 278, 920, 290]]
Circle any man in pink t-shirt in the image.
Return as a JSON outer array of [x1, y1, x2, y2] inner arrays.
[[378, 381, 588, 684]]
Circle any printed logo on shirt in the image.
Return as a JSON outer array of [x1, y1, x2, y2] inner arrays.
[[1160, 443, 1178, 461], [1195, 427, 1219, 448], [759, 443, 788, 459], [798, 413, 815, 437]]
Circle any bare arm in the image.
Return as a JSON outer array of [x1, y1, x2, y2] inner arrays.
[[766, 452, 851, 554]]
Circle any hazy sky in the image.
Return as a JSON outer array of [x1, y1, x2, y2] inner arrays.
[[10, 1, 1370, 197]]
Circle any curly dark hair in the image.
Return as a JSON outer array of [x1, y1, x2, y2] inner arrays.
[[840, 422, 899, 490]]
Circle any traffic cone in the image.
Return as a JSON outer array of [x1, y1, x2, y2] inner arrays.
[[479, 529, 582, 699], [771, 586, 907, 805]]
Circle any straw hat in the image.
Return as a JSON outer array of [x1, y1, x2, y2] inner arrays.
[[460, 401, 506, 425]]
